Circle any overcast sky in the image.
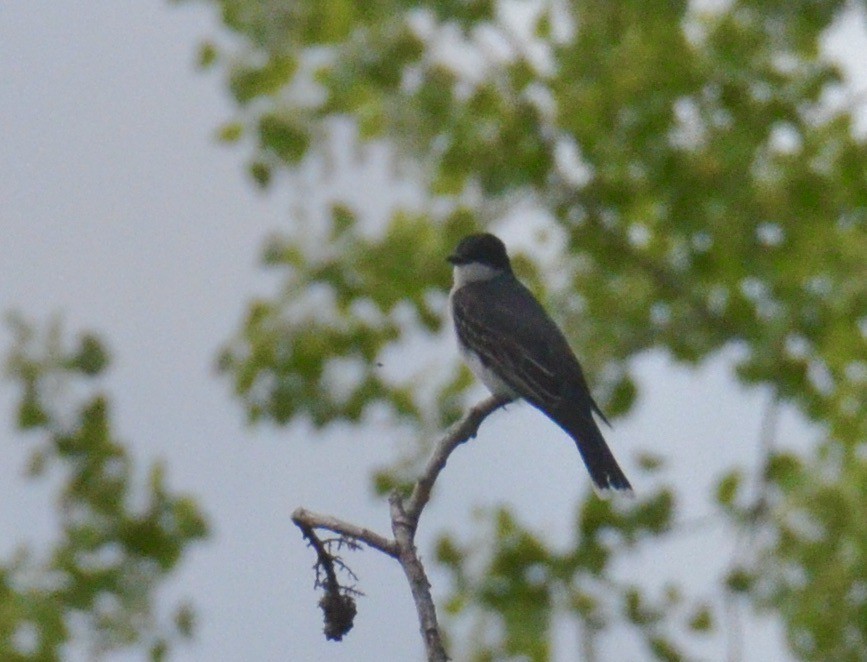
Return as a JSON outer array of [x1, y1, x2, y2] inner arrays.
[[2, 3, 865, 661]]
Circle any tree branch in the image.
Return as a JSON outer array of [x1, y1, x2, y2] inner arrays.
[[390, 493, 449, 662], [292, 514, 361, 641], [292, 507, 398, 558], [292, 396, 507, 660], [404, 395, 510, 526]]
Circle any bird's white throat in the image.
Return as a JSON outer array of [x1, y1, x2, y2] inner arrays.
[[451, 262, 502, 288]]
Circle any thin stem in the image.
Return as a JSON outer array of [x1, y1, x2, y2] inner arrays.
[[723, 390, 781, 662], [751, 390, 781, 517]]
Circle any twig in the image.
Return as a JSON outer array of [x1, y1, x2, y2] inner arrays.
[[292, 396, 507, 660], [293, 517, 360, 641], [292, 507, 398, 558], [750, 390, 781, 519], [404, 395, 510, 525], [295, 519, 341, 592]]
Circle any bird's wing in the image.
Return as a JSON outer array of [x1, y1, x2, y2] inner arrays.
[[452, 277, 591, 413]]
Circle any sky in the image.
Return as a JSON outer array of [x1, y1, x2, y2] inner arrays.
[[1, 2, 865, 661]]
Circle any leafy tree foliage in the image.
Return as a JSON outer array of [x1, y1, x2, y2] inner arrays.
[[193, 0, 867, 658], [1, 316, 209, 660]]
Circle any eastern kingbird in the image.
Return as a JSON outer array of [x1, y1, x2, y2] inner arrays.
[[448, 233, 632, 495]]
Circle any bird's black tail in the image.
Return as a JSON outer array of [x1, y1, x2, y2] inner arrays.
[[557, 409, 632, 496]]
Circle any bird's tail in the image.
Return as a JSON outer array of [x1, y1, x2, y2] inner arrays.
[[558, 409, 633, 496]]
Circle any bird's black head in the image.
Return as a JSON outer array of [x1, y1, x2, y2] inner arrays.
[[447, 233, 512, 272]]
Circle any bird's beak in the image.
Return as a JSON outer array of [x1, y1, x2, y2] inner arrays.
[[446, 254, 459, 265]]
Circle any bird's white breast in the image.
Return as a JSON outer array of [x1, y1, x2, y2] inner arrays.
[[459, 342, 517, 399], [449, 267, 518, 400]]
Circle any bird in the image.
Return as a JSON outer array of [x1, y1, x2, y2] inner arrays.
[[447, 232, 632, 495]]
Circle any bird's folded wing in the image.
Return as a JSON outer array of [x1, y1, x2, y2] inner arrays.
[[452, 286, 568, 408]]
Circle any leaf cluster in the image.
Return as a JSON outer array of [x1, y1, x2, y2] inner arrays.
[[2, 316, 209, 661], [193, 0, 867, 657]]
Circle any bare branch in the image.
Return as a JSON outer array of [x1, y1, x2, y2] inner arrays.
[[293, 516, 359, 641], [292, 507, 398, 558], [383, 395, 507, 662], [389, 493, 449, 661], [404, 395, 510, 526], [292, 396, 507, 660]]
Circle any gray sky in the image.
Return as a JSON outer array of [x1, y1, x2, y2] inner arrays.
[[2, 2, 865, 660]]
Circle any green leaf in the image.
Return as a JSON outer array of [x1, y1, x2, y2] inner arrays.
[[649, 635, 681, 662], [71, 333, 109, 376], [216, 122, 244, 143], [435, 536, 463, 568], [636, 452, 665, 472], [764, 452, 804, 491], [17, 386, 48, 429], [607, 375, 637, 416], [229, 56, 297, 104], [725, 568, 754, 593], [248, 161, 272, 188], [715, 469, 742, 508], [688, 604, 713, 632], [258, 114, 309, 164], [196, 41, 218, 69]]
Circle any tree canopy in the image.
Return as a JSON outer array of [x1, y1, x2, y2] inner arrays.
[[4, 0, 865, 659], [192, 0, 867, 658], [189, 0, 867, 659], [1, 316, 208, 660]]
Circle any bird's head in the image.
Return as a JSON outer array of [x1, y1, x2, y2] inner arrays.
[[447, 233, 512, 284]]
